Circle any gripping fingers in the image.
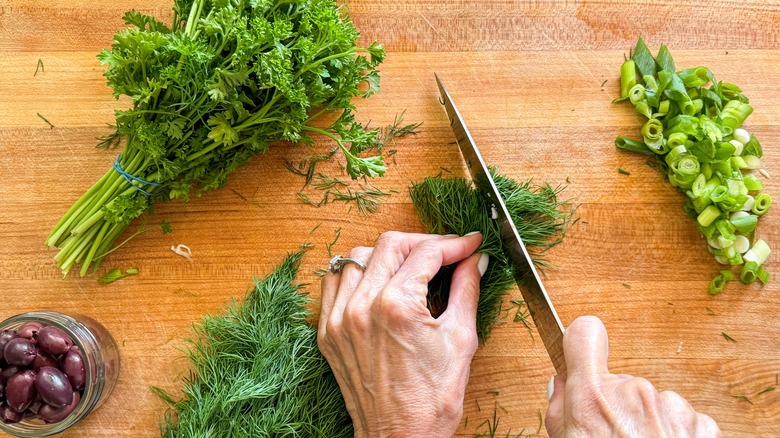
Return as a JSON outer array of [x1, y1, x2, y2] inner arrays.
[[318, 247, 373, 343]]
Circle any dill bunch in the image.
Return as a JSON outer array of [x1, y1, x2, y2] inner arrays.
[[409, 169, 575, 342], [154, 249, 352, 437]]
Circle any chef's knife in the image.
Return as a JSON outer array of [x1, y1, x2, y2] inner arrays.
[[435, 73, 567, 375]]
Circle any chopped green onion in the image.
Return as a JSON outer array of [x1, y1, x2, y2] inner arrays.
[[620, 60, 637, 98], [616, 136, 654, 156], [744, 239, 771, 265], [721, 100, 753, 130], [739, 261, 759, 284], [757, 266, 770, 284], [733, 128, 751, 145], [658, 99, 670, 114], [752, 193, 771, 216], [709, 270, 733, 294], [667, 132, 688, 148], [641, 119, 665, 151], [729, 139, 744, 156], [742, 174, 763, 191], [731, 214, 758, 234], [743, 155, 761, 169], [618, 167, 631, 175], [731, 156, 748, 170], [743, 135, 763, 157], [628, 84, 646, 104], [697, 205, 721, 227]]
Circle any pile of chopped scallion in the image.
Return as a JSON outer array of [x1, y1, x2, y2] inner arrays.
[[615, 38, 771, 294]]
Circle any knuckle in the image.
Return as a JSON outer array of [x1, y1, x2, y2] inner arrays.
[[376, 231, 404, 248], [628, 377, 659, 397], [342, 302, 370, 332], [374, 292, 412, 327], [324, 317, 343, 339], [696, 413, 721, 435], [348, 246, 372, 259]]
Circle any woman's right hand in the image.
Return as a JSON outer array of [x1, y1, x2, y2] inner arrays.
[[545, 316, 722, 437]]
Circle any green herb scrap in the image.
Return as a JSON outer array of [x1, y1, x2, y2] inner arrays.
[[154, 249, 352, 437], [37, 113, 54, 129], [410, 168, 575, 342], [47, 0, 390, 276], [98, 267, 139, 284]]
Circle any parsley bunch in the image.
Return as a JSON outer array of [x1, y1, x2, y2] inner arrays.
[[46, 0, 386, 276]]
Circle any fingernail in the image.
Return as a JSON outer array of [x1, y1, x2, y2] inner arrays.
[[547, 375, 555, 400], [477, 253, 489, 277], [465, 230, 481, 236], [443, 234, 458, 237]]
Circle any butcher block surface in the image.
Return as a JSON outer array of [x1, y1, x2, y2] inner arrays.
[[1, 0, 779, 436]]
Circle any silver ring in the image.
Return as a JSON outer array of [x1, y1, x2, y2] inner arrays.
[[329, 255, 367, 273]]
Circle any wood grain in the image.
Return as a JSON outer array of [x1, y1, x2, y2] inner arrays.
[[1, 1, 779, 437]]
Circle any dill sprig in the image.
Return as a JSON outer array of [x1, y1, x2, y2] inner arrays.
[[410, 169, 575, 342], [154, 249, 352, 437], [332, 184, 394, 215]]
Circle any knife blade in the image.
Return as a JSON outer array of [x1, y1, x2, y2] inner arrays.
[[435, 73, 567, 375]]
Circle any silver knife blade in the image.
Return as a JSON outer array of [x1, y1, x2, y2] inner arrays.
[[435, 73, 567, 375]]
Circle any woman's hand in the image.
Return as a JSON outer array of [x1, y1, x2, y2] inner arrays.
[[546, 316, 722, 438], [318, 231, 488, 437]]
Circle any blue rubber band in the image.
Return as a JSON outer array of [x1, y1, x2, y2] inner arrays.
[[112, 154, 160, 196]]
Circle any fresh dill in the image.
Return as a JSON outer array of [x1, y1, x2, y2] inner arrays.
[[757, 385, 776, 395], [386, 149, 398, 164], [154, 249, 352, 437], [722, 332, 737, 342], [622, 283, 632, 289], [313, 173, 349, 190], [34, 59, 44, 76], [600, 79, 608, 88], [36, 112, 54, 129], [310, 222, 322, 234], [326, 227, 342, 257], [410, 169, 575, 342], [486, 390, 500, 396], [96, 128, 122, 149], [706, 307, 716, 315], [376, 110, 422, 150], [732, 393, 753, 404], [510, 299, 533, 337], [332, 185, 394, 215]]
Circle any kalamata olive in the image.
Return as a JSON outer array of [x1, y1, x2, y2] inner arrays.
[[17, 322, 43, 340], [62, 346, 86, 390], [1, 365, 21, 385], [38, 391, 80, 424], [0, 380, 4, 401], [5, 369, 36, 413], [0, 330, 17, 352], [0, 404, 23, 424], [35, 326, 73, 356], [32, 351, 60, 372], [35, 367, 73, 408], [3, 338, 37, 366]]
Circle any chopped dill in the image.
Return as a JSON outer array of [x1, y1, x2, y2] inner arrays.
[[310, 222, 322, 234], [486, 390, 500, 396], [732, 393, 753, 404], [326, 227, 342, 257], [756, 385, 776, 395], [622, 283, 632, 289], [618, 167, 631, 175], [600, 79, 608, 88], [722, 332, 737, 342], [706, 307, 716, 315], [37, 112, 54, 129], [331, 185, 394, 215]]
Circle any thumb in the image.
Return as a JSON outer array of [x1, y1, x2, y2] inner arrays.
[[563, 315, 610, 377], [442, 252, 488, 325]]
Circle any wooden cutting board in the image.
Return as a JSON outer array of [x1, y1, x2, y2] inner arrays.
[[1, 0, 778, 436]]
